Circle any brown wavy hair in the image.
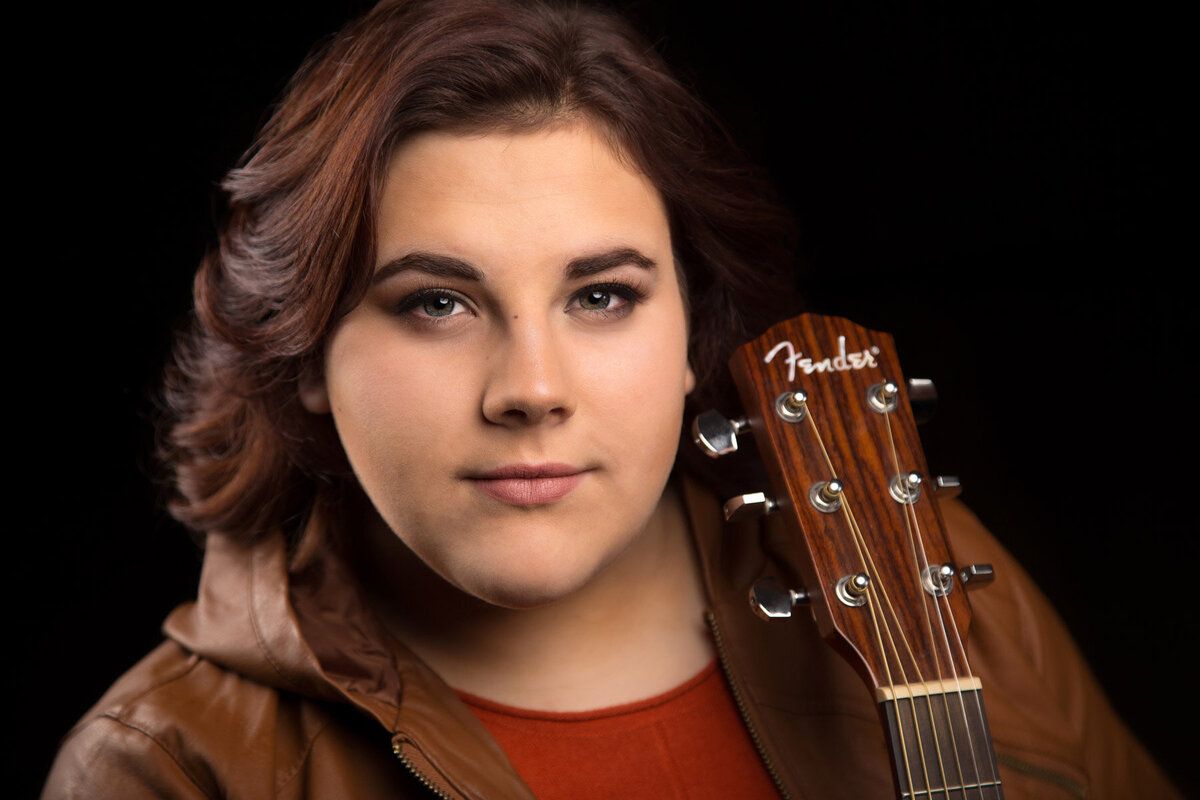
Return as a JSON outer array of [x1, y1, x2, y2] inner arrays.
[[161, 0, 798, 558]]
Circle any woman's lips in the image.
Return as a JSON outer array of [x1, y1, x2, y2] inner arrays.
[[467, 463, 586, 506]]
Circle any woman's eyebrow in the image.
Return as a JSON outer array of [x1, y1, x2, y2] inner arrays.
[[373, 247, 656, 284], [565, 248, 657, 279], [373, 252, 484, 284]]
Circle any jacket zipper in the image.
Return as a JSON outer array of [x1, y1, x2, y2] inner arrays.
[[393, 737, 458, 800], [707, 610, 793, 800]]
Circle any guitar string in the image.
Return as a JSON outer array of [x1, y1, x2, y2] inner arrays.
[[935, 582, 1002, 800], [803, 408, 931, 798], [861, 554, 925, 798], [880, 401, 1000, 799], [911, 519, 1002, 799], [894, 470, 1003, 800], [844, 496, 955, 796], [879, 405, 966, 798], [885, 417, 1002, 800], [840, 500, 940, 797], [840, 496, 934, 795], [881, 405, 965, 797], [838, 500, 934, 686], [880, 404, 982, 798], [936, 598, 1002, 799], [843, 502, 928, 674]]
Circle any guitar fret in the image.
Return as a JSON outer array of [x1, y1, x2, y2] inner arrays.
[[901, 779, 1004, 799]]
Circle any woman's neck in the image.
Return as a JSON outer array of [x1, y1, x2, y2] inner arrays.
[[350, 482, 714, 711]]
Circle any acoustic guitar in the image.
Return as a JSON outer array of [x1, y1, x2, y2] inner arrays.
[[693, 314, 1003, 800]]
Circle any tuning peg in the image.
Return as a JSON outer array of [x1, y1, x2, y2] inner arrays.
[[907, 378, 937, 424], [920, 562, 996, 597], [958, 563, 994, 589], [692, 410, 750, 458], [749, 576, 809, 620], [933, 475, 962, 499], [723, 492, 778, 522]]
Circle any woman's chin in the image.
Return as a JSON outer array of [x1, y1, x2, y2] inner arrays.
[[448, 554, 610, 611], [458, 572, 590, 610]]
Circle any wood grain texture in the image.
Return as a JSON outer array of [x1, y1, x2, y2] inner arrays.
[[729, 314, 974, 693]]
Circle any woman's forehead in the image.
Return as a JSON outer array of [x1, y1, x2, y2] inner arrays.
[[375, 124, 667, 258], [385, 122, 644, 195]]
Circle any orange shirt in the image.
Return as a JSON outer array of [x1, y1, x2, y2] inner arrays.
[[459, 661, 781, 799]]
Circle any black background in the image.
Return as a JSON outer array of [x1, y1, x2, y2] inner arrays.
[[16, 1, 1193, 796]]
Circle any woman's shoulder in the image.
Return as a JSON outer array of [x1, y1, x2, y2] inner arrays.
[[43, 641, 281, 798], [41, 640, 404, 800], [940, 498, 1182, 800]]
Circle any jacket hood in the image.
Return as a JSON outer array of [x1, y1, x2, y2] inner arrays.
[[163, 531, 338, 701], [161, 524, 538, 798]]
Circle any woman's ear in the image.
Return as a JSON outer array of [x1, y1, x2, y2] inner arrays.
[[299, 363, 331, 414], [684, 362, 696, 395]]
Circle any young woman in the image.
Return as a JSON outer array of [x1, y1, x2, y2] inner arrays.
[[44, 1, 1177, 798]]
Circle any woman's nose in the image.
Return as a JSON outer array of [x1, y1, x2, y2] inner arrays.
[[481, 322, 576, 427]]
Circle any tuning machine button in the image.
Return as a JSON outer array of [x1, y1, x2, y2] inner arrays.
[[958, 563, 994, 589], [907, 378, 938, 424], [692, 410, 750, 458], [933, 475, 962, 499], [749, 577, 809, 620], [723, 492, 778, 522]]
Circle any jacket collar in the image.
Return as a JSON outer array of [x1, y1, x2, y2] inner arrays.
[[164, 524, 533, 798]]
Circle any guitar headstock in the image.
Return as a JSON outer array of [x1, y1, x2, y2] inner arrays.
[[715, 313, 977, 695]]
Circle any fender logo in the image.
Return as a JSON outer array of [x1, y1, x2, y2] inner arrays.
[[764, 336, 880, 382]]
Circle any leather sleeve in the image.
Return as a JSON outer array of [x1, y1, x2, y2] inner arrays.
[[42, 716, 214, 800], [940, 498, 1182, 800]]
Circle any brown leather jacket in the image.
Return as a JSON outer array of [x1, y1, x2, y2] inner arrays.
[[44, 480, 1177, 799]]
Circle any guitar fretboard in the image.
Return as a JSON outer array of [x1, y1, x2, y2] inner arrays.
[[881, 685, 1003, 799]]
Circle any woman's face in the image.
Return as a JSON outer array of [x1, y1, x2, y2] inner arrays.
[[305, 123, 694, 608]]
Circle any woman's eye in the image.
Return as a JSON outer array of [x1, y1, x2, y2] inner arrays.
[[569, 282, 643, 317], [579, 289, 616, 311], [422, 295, 460, 317], [394, 289, 471, 324]]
